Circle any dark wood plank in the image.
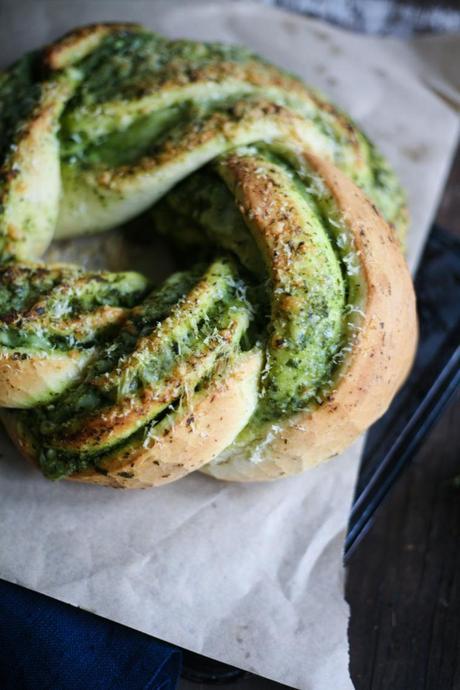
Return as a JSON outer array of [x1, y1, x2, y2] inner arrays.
[[347, 395, 460, 690], [436, 143, 460, 231], [347, 139, 460, 690]]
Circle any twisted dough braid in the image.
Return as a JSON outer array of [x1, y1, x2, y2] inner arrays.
[[0, 24, 416, 487], [0, 262, 148, 407]]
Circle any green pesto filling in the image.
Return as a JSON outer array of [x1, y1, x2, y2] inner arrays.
[[150, 144, 364, 453], [20, 258, 253, 478], [364, 135, 408, 234], [0, 264, 148, 351], [0, 27, 404, 479], [151, 168, 265, 277], [0, 53, 42, 257], [225, 149, 365, 455], [55, 27, 406, 238], [36, 266, 207, 424], [60, 92, 254, 171], [217, 148, 347, 428], [0, 53, 42, 165], [66, 29, 256, 107], [153, 145, 356, 426], [60, 105, 188, 168], [154, 145, 355, 426]]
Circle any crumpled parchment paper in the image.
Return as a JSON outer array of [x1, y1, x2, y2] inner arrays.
[[0, 2, 458, 689]]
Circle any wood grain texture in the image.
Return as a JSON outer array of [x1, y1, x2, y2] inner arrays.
[[436, 143, 460, 231], [347, 395, 460, 690], [346, 143, 460, 690]]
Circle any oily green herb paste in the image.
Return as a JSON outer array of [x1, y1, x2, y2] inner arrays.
[[0, 24, 405, 479]]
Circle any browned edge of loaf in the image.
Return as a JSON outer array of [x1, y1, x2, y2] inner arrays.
[[1, 350, 261, 488], [0, 349, 91, 408], [43, 23, 142, 71], [203, 152, 418, 482]]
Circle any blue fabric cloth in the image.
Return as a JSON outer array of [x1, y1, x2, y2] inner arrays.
[[0, 579, 182, 690]]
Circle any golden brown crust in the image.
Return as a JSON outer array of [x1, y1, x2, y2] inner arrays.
[[44, 23, 142, 71], [70, 350, 261, 488], [92, 100, 333, 190], [1, 350, 261, 488], [0, 348, 93, 408], [1, 23, 416, 487], [50, 319, 241, 455], [1, 76, 74, 259], [2, 156, 416, 484], [203, 154, 417, 481]]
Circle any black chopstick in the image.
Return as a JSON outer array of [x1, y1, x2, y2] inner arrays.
[[344, 339, 460, 562]]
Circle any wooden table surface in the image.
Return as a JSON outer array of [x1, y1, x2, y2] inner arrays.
[[347, 403, 460, 690], [346, 144, 460, 690]]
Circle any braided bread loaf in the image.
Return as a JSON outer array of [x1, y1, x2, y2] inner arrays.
[[0, 23, 417, 487]]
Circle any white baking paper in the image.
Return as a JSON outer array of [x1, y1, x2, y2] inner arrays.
[[0, 3, 458, 689]]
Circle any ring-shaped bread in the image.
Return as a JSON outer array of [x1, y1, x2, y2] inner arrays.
[[0, 24, 417, 487]]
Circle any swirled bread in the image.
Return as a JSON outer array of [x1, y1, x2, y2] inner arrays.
[[0, 24, 416, 487]]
